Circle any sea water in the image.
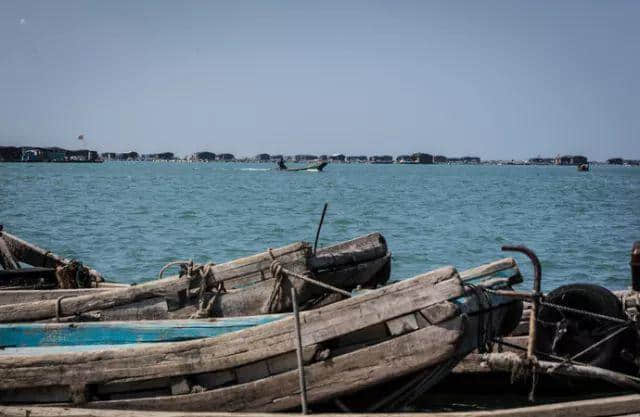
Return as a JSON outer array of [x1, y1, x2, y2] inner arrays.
[[1, 162, 638, 291]]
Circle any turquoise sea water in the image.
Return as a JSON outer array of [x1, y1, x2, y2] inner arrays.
[[1, 162, 638, 291]]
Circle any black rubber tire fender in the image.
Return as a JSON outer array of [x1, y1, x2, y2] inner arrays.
[[535, 283, 632, 370]]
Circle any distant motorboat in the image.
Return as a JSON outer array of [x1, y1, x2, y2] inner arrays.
[[578, 163, 589, 172], [277, 160, 329, 172]]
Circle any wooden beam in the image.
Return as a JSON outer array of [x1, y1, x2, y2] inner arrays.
[[484, 352, 640, 392], [0, 235, 19, 270], [460, 258, 517, 281], [2, 394, 640, 416], [0, 288, 112, 305]]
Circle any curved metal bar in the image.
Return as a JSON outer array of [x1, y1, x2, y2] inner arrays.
[[501, 244, 543, 383], [502, 245, 542, 294]]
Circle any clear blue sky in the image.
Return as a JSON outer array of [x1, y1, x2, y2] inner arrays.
[[1, 0, 638, 160]]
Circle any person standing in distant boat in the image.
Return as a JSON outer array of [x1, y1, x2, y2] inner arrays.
[[277, 157, 287, 170]]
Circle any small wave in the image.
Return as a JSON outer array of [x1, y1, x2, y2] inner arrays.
[[240, 168, 270, 171]]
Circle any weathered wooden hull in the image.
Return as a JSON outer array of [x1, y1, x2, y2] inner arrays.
[[0, 231, 107, 290], [0, 233, 391, 321], [0, 260, 521, 411]]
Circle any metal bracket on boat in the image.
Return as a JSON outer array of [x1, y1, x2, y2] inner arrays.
[[501, 245, 542, 361], [491, 245, 640, 399], [501, 245, 542, 401]]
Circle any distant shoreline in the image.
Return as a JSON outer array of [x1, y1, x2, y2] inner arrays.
[[1, 146, 638, 166], [2, 159, 639, 167]]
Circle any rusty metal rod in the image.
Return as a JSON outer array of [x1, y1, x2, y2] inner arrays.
[[284, 266, 352, 298], [291, 288, 308, 414], [313, 202, 329, 255], [502, 245, 541, 361]]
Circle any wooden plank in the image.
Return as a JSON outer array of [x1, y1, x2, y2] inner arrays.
[[2, 394, 640, 416], [336, 323, 389, 346], [94, 282, 129, 288], [97, 377, 172, 395], [309, 235, 389, 271], [460, 258, 517, 281], [190, 255, 389, 316], [299, 269, 461, 346], [207, 242, 310, 286], [88, 317, 463, 411], [0, 266, 459, 389], [420, 301, 459, 325], [192, 370, 235, 389], [235, 361, 270, 384], [386, 313, 419, 336], [314, 232, 385, 256], [0, 274, 192, 322], [75, 297, 169, 321], [0, 236, 19, 270], [0, 288, 112, 305], [265, 345, 317, 375], [214, 233, 388, 290], [312, 253, 391, 294]]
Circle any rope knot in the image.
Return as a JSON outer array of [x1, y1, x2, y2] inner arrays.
[[270, 259, 285, 280]]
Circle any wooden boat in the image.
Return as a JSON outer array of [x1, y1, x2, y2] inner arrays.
[[0, 258, 523, 411], [0, 232, 391, 321], [0, 228, 111, 291]]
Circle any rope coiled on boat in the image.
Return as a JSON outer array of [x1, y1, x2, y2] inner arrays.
[[158, 260, 225, 318], [267, 248, 287, 313], [190, 262, 226, 318], [55, 260, 92, 289], [464, 283, 494, 354]]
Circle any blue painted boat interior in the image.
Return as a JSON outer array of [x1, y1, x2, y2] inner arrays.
[[0, 314, 288, 349]]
